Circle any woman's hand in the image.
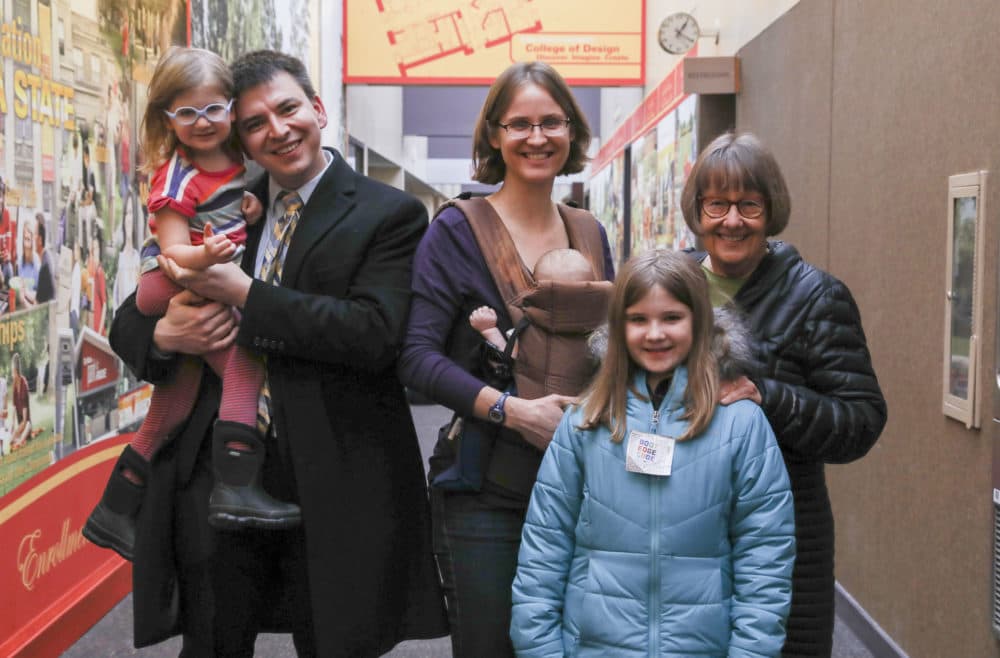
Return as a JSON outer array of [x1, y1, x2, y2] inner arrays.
[[152, 289, 238, 355], [719, 375, 762, 405], [504, 394, 575, 451]]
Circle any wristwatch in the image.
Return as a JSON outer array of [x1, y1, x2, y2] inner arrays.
[[488, 392, 510, 425]]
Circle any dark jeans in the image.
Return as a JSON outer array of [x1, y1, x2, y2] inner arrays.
[[432, 490, 527, 658]]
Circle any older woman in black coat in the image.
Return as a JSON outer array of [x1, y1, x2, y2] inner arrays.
[[681, 132, 887, 657]]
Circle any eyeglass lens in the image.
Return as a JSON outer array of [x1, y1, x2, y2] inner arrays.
[[702, 199, 764, 218], [168, 102, 231, 125], [502, 118, 569, 137]]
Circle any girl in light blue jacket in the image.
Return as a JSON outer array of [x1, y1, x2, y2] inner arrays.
[[511, 249, 795, 657]]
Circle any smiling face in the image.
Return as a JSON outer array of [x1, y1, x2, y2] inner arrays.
[[624, 284, 693, 391], [21, 223, 32, 258], [235, 71, 328, 191], [489, 82, 571, 188], [698, 186, 768, 279], [165, 85, 234, 159]]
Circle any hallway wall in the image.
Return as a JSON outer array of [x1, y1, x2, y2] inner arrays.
[[736, 1, 1000, 654]]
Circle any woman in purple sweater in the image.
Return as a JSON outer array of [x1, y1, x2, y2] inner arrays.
[[398, 62, 613, 657]]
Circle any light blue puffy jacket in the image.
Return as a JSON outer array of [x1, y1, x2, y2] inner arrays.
[[511, 367, 795, 657]]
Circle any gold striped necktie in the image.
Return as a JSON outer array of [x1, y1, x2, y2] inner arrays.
[[256, 191, 304, 435]]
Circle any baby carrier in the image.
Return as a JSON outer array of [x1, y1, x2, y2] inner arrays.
[[431, 195, 610, 497]]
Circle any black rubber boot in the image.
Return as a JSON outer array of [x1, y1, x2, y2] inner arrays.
[[208, 420, 301, 530], [82, 445, 148, 562]]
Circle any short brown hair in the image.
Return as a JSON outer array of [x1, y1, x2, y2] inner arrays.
[[680, 132, 791, 237], [231, 49, 316, 99], [472, 61, 591, 184]]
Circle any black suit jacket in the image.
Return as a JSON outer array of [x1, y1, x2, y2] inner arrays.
[[111, 149, 447, 655]]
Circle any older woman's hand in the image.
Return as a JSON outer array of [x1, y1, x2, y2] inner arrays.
[[504, 394, 575, 451], [720, 375, 762, 406]]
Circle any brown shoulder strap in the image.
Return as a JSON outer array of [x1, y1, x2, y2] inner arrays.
[[436, 197, 530, 322], [434, 198, 607, 321], [558, 204, 607, 280]]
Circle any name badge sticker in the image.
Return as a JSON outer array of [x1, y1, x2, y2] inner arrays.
[[625, 430, 676, 476]]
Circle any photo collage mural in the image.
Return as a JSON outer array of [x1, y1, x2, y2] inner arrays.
[[0, 0, 191, 497], [0, 0, 312, 498], [588, 60, 698, 266]]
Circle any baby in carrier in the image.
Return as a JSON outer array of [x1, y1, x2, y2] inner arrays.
[[433, 247, 611, 492], [470, 247, 613, 399]]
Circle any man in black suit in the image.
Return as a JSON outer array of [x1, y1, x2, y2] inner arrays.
[[109, 50, 447, 656]]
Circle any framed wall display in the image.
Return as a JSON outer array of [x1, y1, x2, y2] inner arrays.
[[344, 0, 645, 85], [942, 171, 987, 428]]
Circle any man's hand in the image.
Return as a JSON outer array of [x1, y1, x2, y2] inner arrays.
[[157, 255, 252, 308], [719, 375, 762, 406], [504, 394, 575, 451], [152, 289, 238, 355]]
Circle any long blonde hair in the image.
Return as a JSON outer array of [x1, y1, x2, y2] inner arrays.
[[140, 46, 237, 171], [579, 249, 719, 442]]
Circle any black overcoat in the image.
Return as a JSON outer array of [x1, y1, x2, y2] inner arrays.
[[111, 149, 448, 656], [696, 241, 887, 657]]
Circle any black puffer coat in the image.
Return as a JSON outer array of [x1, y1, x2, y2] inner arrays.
[[697, 241, 887, 657]]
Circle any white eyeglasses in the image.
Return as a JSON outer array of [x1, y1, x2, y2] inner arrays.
[[164, 99, 234, 126]]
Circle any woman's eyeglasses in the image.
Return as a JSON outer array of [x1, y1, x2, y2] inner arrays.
[[699, 197, 765, 219], [164, 99, 234, 126], [496, 117, 571, 139]]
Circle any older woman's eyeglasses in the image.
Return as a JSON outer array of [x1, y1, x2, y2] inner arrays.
[[699, 197, 765, 219], [496, 117, 571, 139], [164, 99, 234, 126]]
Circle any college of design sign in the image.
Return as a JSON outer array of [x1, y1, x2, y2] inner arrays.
[[344, 0, 645, 85]]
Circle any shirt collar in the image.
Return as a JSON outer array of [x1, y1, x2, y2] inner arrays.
[[267, 149, 334, 213]]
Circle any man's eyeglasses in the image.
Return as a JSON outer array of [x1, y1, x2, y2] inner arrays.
[[164, 99, 234, 126], [699, 197, 765, 219], [496, 117, 571, 139]]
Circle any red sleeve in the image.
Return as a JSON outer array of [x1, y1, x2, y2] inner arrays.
[[147, 157, 197, 218]]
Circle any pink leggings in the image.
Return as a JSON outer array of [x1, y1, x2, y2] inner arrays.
[[130, 269, 264, 461]]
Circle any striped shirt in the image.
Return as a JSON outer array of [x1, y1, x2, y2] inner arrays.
[[140, 149, 248, 273]]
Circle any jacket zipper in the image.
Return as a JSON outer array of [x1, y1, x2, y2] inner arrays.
[[648, 406, 661, 657]]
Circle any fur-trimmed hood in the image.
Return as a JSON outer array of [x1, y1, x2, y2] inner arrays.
[[712, 305, 754, 381], [586, 305, 755, 381]]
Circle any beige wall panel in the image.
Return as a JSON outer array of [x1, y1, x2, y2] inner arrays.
[[736, 0, 834, 269], [737, 1, 1000, 655], [828, 2, 1000, 655]]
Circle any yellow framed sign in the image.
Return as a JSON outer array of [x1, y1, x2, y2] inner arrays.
[[344, 0, 645, 85]]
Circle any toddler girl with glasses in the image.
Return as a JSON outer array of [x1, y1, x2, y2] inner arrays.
[[84, 46, 299, 563]]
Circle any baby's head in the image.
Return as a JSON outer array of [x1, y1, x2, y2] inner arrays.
[[533, 248, 595, 283]]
